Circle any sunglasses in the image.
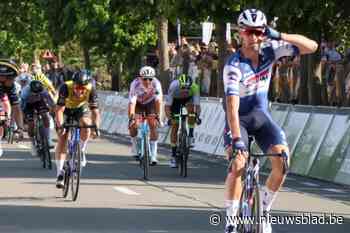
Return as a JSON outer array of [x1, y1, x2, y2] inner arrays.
[[142, 78, 153, 81], [73, 85, 87, 91], [241, 28, 265, 37]]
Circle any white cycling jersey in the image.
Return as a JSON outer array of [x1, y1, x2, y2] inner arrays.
[[128, 77, 162, 105]]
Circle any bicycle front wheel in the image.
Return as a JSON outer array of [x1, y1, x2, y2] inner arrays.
[[40, 126, 52, 170], [142, 136, 150, 180], [178, 129, 188, 177], [237, 182, 261, 233], [70, 143, 81, 201]]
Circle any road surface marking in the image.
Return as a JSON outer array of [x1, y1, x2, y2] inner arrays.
[[17, 145, 29, 149], [113, 186, 140, 195]]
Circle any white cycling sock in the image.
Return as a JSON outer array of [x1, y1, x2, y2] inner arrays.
[[56, 160, 65, 177], [80, 140, 88, 153], [150, 140, 158, 158], [131, 137, 137, 154], [260, 186, 277, 212], [225, 200, 239, 226]]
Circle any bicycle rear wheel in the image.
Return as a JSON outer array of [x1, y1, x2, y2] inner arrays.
[[70, 143, 81, 201], [237, 182, 261, 233], [142, 136, 150, 180]]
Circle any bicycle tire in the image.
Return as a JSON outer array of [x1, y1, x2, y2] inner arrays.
[[62, 164, 70, 198], [143, 135, 150, 180], [178, 129, 187, 177], [7, 127, 14, 144], [70, 142, 81, 201], [39, 126, 52, 170], [237, 180, 261, 233]]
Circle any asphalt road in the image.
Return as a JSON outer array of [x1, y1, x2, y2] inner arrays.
[[0, 134, 349, 233]]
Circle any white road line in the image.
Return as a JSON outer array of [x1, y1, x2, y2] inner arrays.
[[17, 145, 30, 149], [300, 182, 320, 187], [322, 188, 346, 193], [113, 186, 140, 195], [148, 231, 169, 233]]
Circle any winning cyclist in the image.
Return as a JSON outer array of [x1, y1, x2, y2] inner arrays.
[[128, 66, 162, 165], [55, 69, 100, 188], [223, 9, 318, 233], [165, 74, 201, 168]]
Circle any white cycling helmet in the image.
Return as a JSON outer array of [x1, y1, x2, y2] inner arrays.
[[139, 66, 156, 78], [237, 9, 267, 28]]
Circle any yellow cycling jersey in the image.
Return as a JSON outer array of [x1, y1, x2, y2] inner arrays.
[[57, 80, 98, 109]]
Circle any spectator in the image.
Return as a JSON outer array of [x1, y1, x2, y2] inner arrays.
[[47, 61, 65, 90], [276, 57, 290, 102], [321, 41, 343, 105], [288, 55, 301, 104], [198, 44, 213, 96]]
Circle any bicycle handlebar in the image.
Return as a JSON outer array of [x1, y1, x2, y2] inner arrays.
[[250, 151, 289, 174], [61, 124, 99, 136]]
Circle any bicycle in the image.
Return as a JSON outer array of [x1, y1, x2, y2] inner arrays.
[[61, 118, 98, 201], [33, 111, 52, 169], [228, 136, 289, 233], [172, 106, 201, 178], [5, 121, 16, 144], [135, 113, 152, 180]]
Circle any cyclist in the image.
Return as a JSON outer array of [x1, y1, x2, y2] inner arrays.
[[165, 74, 201, 168], [55, 69, 100, 188], [0, 59, 24, 139], [223, 9, 318, 233], [31, 63, 58, 102], [21, 81, 55, 156], [128, 66, 162, 165], [16, 73, 32, 91], [0, 93, 11, 157]]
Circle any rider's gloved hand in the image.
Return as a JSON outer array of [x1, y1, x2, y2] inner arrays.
[[232, 137, 247, 153], [128, 114, 135, 128], [264, 26, 281, 40]]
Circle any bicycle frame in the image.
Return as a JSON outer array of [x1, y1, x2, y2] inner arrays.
[[136, 115, 150, 158]]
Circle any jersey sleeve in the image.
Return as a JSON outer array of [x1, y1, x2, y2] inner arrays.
[[57, 84, 68, 106], [88, 86, 98, 109], [165, 80, 178, 106], [271, 40, 300, 61], [223, 62, 242, 96], [128, 80, 137, 104], [191, 83, 200, 105], [6, 84, 19, 105], [154, 79, 163, 101]]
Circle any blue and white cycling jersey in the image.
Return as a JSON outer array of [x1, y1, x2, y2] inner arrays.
[[223, 40, 299, 115]]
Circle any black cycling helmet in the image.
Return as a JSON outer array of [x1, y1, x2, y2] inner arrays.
[[30, 80, 44, 93], [72, 69, 92, 85], [0, 59, 19, 78]]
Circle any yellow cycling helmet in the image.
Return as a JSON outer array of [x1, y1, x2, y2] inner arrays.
[[177, 74, 192, 89]]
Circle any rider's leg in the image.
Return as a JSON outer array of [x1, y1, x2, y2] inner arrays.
[[170, 120, 179, 157], [224, 121, 248, 230], [40, 111, 53, 147], [55, 131, 68, 187], [186, 104, 196, 145], [148, 100, 160, 163], [262, 144, 289, 212]]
